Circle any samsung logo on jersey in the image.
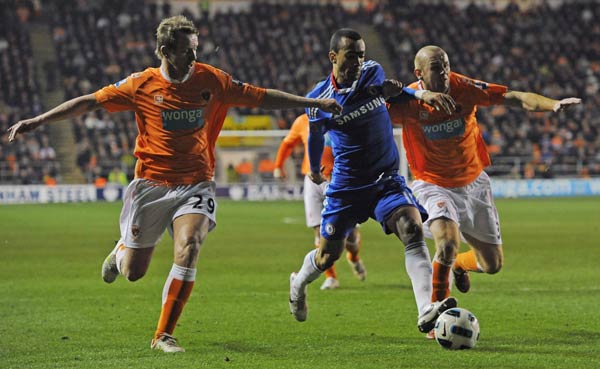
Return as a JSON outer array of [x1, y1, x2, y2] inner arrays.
[[162, 108, 205, 131], [334, 96, 386, 125], [422, 118, 465, 140]]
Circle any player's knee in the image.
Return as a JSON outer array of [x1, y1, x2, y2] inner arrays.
[[315, 249, 342, 270], [397, 218, 423, 245], [176, 236, 203, 260], [437, 239, 459, 264], [480, 252, 503, 274], [483, 258, 502, 274]]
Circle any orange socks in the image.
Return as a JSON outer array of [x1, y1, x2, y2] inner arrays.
[[431, 260, 451, 302], [454, 250, 480, 273], [154, 264, 196, 339], [324, 265, 337, 279]]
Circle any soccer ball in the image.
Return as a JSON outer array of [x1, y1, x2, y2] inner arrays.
[[433, 307, 480, 350]]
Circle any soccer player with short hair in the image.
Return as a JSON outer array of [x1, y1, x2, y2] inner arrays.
[[288, 29, 458, 333], [274, 113, 366, 290], [387, 45, 581, 338], [7, 15, 341, 353]]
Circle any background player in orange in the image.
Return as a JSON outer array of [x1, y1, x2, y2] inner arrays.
[[274, 114, 366, 290], [388, 45, 581, 337], [7, 15, 341, 353]]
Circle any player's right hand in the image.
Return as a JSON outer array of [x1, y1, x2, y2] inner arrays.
[[308, 168, 326, 185], [318, 99, 343, 115], [7, 119, 42, 142], [273, 167, 287, 180], [421, 91, 456, 115]]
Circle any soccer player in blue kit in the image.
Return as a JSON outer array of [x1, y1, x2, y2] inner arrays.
[[288, 28, 458, 333]]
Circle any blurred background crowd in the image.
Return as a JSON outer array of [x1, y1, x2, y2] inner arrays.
[[0, 0, 598, 185]]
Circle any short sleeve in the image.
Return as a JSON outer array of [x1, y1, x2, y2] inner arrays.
[[94, 75, 136, 112], [218, 70, 266, 108], [456, 73, 508, 106]]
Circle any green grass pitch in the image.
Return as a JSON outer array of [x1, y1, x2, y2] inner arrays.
[[1, 197, 599, 369]]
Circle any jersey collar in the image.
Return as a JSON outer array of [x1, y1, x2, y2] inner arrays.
[[330, 73, 358, 95], [160, 63, 195, 84]]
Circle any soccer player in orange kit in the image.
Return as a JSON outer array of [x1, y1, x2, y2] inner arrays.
[[387, 45, 580, 338], [7, 15, 341, 352], [274, 114, 366, 290]]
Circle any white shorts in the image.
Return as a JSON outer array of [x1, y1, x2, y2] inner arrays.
[[411, 171, 502, 245], [303, 175, 328, 228], [119, 179, 218, 248]]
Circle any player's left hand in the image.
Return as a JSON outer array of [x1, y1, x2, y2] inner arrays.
[[308, 166, 327, 185], [381, 79, 404, 99], [553, 97, 581, 112], [318, 99, 343, 115], [273, 167, 287, 180], [421, 91, 457, 115]]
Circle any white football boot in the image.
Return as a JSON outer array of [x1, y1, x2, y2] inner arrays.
[[289, 272, 308, 322], [151, 333, 185, 353], [417, 296, 457, 333]]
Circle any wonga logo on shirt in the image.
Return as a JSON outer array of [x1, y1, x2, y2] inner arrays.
[[422, 118, 465, 140], [161, 108, 205, 131]]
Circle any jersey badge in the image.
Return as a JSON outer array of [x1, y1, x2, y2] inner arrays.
[[114, 78, 127, 88], [419, 111, 429, 121], [324, 223, 336, 236], [154, 95, 164, 104]]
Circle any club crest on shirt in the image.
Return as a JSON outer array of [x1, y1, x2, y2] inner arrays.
[[199, 89, 212, 104], [419, 111, 429, 121], [154, 95, 164, 104], [324, 223, 336, 236], [131, 225, 141, 239]]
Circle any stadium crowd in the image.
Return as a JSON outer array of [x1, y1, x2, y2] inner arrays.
[[1, 0, 598, 184], [0, 1, 60, 185], [372, 0, 599, 178]]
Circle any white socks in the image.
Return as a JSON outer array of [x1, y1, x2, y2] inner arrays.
[[293, 249, 323, 291], [162, 264, 196, 304], [115, 241, 127, 274], [404, 241, 433, 315]]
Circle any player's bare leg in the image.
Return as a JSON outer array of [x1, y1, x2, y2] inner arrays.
[[462, 234, 503, 274], [315, 226, 340, 290], [102, 243, 155, 283], [151, 214, 209, 353], [429, 218, 461, 301], [345, 227, 366, 281]]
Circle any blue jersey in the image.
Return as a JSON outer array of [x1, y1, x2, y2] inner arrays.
[[306, 61, 404, 192]]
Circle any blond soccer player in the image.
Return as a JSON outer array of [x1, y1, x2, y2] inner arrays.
[[7, 15, 341, 352]]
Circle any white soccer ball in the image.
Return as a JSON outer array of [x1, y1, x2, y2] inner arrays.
[[433, 307, 480, 350]]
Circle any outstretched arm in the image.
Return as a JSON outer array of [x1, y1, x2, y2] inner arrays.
[[374, 80, 456, 114], [307, 122, 327, 185], [504, 91, 581, 112], [260, 89, 342, 115], [273, 140, 295, 180], [7, 94, 101, 142]]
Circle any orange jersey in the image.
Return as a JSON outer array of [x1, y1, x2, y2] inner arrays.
[[274, 114, 333, 177], [94, 62, 266, 185], [388, 72, 507, 187]]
